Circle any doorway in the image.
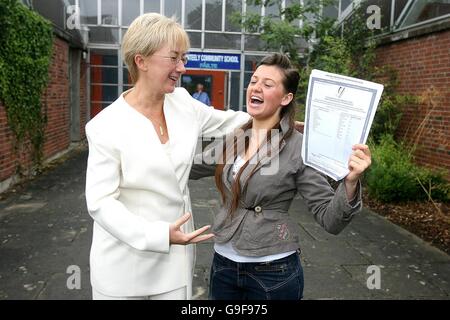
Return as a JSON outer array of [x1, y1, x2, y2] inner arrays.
[[182, 70, 226, 110]]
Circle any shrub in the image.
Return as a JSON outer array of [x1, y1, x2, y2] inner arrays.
[[366, 135, 449, 203]]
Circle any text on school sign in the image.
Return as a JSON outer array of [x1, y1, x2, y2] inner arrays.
[[186, 52, 241, 70]]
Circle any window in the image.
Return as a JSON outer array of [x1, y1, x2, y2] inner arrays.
[[244, 35, 263, 51], [165, 0, 182, 19], [101, 0, 118, 25], [90, 49, 119, 112], [90, 67, 118, 84], [80, 0, 97, 24], [90, 49, 118, 66], [398, 0, 450, 28], [264, 1, 279, 20], [88, 27, 119, 44], [341, 0, 352, 14], [187, 31, 202, 48], [225, 0, 242, 31], [122, 0, 140, 26], [205, 0, 223, 31], [204, 33, 241, 50], [185, 0, 202, 30], [144, 0, 161, 13], [229, 71, 241, 111]]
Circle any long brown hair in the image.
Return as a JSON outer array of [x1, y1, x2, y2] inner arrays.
[[215, 53, 300, 217]]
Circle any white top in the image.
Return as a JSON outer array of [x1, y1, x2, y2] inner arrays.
[[161, 140, 171, 153], [215, 155, 296, 263]]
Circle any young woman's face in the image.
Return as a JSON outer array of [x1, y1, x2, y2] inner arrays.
[[138, 43, 187, 94], [246, 65, 291, 120]]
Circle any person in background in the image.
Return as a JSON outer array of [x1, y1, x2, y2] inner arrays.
[[85, 13, 250, 300], [190, 53, 372, 300], [192, 83, 211, 106]]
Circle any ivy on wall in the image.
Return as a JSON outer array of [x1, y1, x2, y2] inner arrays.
[[0, 0, 53, 169]]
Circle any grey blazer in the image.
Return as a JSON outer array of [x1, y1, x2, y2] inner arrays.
[[190, 115, 362, 256]]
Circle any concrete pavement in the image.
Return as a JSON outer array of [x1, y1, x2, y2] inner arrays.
[[0, 147, 449, 300]]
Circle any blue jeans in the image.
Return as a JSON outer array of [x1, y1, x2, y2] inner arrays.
[[209, 251, 304, 300]]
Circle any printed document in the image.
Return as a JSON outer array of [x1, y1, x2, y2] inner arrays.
[[301, 69, 384, 181]]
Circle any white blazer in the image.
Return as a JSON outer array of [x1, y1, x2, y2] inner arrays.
[[85, 87, 250, 298]]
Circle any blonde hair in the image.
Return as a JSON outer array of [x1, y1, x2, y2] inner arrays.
[[122, 13, 190, 83]]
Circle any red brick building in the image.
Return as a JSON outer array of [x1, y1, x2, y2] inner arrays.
[[0, 1, 88, 192], [374, 22, 450, 178]]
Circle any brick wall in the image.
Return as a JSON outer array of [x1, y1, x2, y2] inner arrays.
[[0, 36, 87, 186], [80, 58, 87, 139], [374, 29, 450, 177], [42, 37, 71, 158], [0, 103, 15, 182]]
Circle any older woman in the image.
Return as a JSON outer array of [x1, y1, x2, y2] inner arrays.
[[85, 13, 250, 300]]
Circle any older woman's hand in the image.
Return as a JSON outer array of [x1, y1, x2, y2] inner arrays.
[[344, 144, 372, 200], [169, 212, 214, 245]]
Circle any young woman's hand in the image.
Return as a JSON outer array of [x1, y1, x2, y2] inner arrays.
[[344, 144, 372, 200], [169, 212, 214, 245], [294, 121, 304, 134]]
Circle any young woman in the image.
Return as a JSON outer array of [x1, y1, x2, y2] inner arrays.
[[191, 53, 372, 300]]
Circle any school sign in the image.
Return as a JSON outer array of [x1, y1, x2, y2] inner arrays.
[[186, 52, 241, 71]]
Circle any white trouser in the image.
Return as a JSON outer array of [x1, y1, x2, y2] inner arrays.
[[92, 286, 187, 300]]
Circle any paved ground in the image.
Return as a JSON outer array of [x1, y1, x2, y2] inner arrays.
[[0, 147, 449, 300]]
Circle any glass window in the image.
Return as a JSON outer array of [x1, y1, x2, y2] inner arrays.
[[122, 0, 140, 26], [399, 0, 450, 28], [123, 68, 132, 85], [88, 27, 119, 44], [264, 1, 279, 20], [246, 1, 261, 15], [225, 0, 242, 31], [90, 49, 118, 66], [394, 0, 410, 22], [323, 2, 339, 19], [91, 67, 118, 84], [90, 85, 118, 103], [229, 71, 240, 111], [244, 55, 262, 72], [165, 0, 182, 19], [205, 0, 223, 31], [204, 33, 241, 50], [101, 0, 118, 25], [187, 32, 202, 48], [144, 0, 161, 13], [121, 28, 128, 41], [341, 0, 352, 14], [80, 0, 97, 24], [243, 55, 264, 109], [185, 0, 202, 30], [244, 34, 263, 51]]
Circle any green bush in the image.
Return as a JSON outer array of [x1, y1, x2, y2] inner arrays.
[[366, 135, 449, 203]]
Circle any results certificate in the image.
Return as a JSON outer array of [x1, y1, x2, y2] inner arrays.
[[301, 69, 384, 181]]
